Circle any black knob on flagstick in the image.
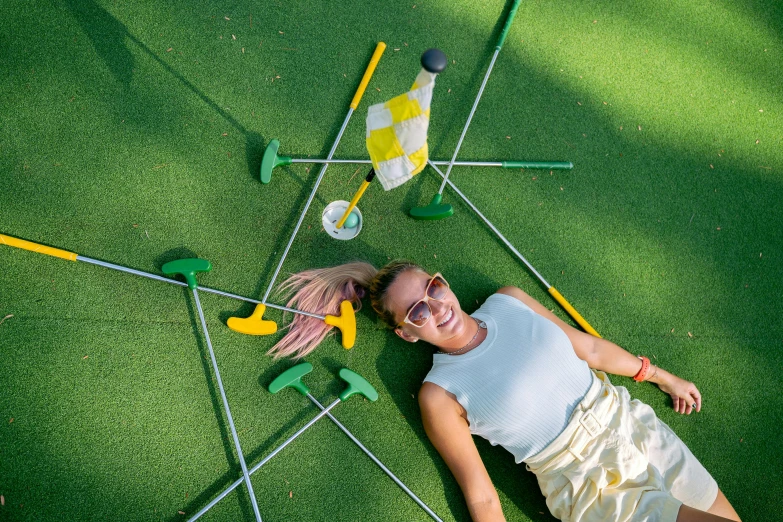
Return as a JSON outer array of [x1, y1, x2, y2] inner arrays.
[[421, 48, 447, 73]]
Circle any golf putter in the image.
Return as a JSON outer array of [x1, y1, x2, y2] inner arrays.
[[428, 161, 600, 337], [259, 140, 571, 184], [411, 0, 523, 220], [248, 42, 386, 336], [161, 258, 264, 522], [0, 234, 358, 346], [188, 365, 378, 521], [272, 363, 443, 521]]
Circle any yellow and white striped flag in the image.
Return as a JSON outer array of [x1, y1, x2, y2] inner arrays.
[[366, 69, 436, 190]]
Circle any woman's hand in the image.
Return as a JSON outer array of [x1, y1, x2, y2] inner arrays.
[[649, 368, 702, 414]]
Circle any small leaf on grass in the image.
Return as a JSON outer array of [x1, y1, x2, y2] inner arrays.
[[289, 491, 293, 498], [687, 332, 693, 338], [1, 495, 4, 506], [167, 48, 173, 52], [83, 355, 89, 359], [178, 510, 185, 515], [9, 418, 13, 424]]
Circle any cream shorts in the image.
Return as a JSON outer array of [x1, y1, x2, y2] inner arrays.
[[524, 371, 718, 522]]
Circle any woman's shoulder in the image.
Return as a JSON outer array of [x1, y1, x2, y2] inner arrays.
[[418, 381, 466, 419], [475, 287, 532, 314]]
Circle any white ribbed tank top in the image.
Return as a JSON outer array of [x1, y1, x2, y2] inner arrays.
[[423, 293, 592, 463]]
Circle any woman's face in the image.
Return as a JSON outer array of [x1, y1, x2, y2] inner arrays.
[[385, 269, 469, 348]]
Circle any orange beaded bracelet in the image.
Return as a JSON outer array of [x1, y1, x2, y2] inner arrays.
[[633, 356, 651, 382]]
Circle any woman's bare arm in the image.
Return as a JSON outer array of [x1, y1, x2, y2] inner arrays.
[[419, 382, 506, 521], [496, 286, 702, 415]]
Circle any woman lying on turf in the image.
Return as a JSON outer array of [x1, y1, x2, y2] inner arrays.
[[269, 261, 741, 522]]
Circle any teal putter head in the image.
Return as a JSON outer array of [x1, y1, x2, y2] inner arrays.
[[260, 139, 293, 184], [338, 368, 379, 402], [409, 193, 454, 220], [161, 258, 212, 289], [268, 362, 314, 396]]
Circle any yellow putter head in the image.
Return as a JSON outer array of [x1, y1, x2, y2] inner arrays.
[[227, 304, 278, 336], [324, 300, 356, 349]]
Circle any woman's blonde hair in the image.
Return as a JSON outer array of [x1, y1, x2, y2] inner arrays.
[[269, 260, 423, 359]]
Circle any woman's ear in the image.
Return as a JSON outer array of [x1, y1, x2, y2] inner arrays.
[[394, 327, 419, 343]]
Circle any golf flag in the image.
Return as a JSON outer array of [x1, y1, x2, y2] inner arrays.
[[366, 69, 436, 190]]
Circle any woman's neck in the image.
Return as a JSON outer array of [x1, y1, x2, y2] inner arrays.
[[437, 313, 487, 355]]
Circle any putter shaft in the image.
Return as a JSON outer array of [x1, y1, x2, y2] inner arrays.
[[287, 158, 572, 169], [306, 393, 443, 522], [429, 161, 600, 337], [191, 289, 263, 522], [188, 399, 342, 522], [77, 256, 326, 319], [260, 42, 385, 304], [438, 47, 502, 195]]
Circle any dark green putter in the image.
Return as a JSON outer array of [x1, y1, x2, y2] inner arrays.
[[161, 258, 212, 290]]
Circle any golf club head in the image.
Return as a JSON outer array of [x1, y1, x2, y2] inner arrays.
[[161, 258, 212, 289], [409, 193, 454, 220], [338, 368, 379, 402], [323, 300, 357, 349], [268, 362, 313, 396], [260, 139, 292, 184], [227, 304, 278, 336]]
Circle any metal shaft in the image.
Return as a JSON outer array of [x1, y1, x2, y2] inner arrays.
[[428, 161, 550, 287], [438, 48, 501, 195], [291, 158, 503, 167], [305, 393, 443, 522], [260, 109, 355, 304], [191, 288, 263, 522], [188, 399, 342, 522], [77, 256, 326, 320]]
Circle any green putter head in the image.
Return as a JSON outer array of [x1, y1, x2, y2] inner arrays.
[[338, 368, 378, 402], [260, 139, 292, 184], [409, 193, 454, 220], [268, 362, 314, 396], [161, 258, 212, 289]]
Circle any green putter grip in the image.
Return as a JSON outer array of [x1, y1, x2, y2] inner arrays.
[[502, 160, 573, 169], [496, 0, 522, 50], [161, 258, 212, 290], [268, 363, 314, 396], [338, 368, 379, 402]]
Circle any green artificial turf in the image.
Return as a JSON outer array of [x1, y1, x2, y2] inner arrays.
[[1, 0, 781, 520]]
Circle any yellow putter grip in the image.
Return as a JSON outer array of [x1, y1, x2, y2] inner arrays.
[[0, 234, 78, 261], [350, 42, 386, 110], [548, 286, 602, 338], [336, 180, 371, 228], [324, 300, 357, 349]]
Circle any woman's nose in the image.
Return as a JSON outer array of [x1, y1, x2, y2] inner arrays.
[[429, 298, 448, 314]]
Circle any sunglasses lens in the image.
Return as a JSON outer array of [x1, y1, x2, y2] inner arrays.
[[407, 301, 431, 326], [428, 276, 449, 299]]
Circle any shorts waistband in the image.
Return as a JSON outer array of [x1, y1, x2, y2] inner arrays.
[[525, 370, 617, 475]]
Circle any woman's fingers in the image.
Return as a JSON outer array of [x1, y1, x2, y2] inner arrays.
[[691, 387, 702, 413]]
